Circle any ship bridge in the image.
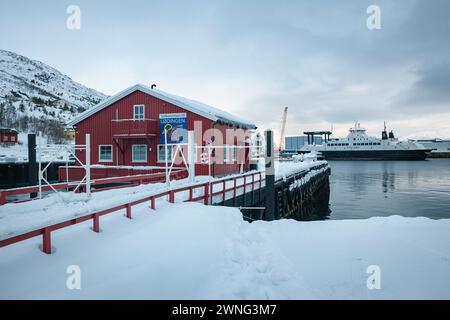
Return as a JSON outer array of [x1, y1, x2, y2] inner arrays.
[[303, 131, 332, 144]]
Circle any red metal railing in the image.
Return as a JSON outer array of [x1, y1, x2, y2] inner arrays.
[[0, 171, 264, 254], [58, 165, 171, 182], [111, 119, 157, 137], [209, 171, 264, 204], [0, 169, 188, 205]]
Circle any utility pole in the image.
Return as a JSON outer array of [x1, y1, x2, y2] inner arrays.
[[28, 134, 38, 198], [264, 129, 275, 221]]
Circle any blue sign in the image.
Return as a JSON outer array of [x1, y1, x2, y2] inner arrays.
[[159, 113, 187, 144]]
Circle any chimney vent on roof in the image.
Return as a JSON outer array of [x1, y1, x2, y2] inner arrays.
[[151, 84, 157, 89]]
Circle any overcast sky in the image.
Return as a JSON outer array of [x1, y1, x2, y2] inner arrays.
[[1, 0, 449, 139]]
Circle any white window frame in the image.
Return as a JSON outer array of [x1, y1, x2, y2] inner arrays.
[[157, 144, 174, 163], [133, 104, 145, 121], [193, 144, 198, 163], [132, 144, 147, 163], [11, 136, 15, 142], [232, 145, 237, 161], [223, 144, 230, 162], [98, 145, 113, 162]]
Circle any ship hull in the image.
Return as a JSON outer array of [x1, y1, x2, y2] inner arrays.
[[319, 149, 431, 160]]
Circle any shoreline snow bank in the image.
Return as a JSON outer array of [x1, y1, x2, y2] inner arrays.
[[0, 202, 449, 299]]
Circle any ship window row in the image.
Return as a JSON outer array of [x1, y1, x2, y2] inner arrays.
[[328, 143, 349, 146], [353, 142, 381, 146]]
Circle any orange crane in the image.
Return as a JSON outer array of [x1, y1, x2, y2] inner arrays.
[[278, 107, 288, 152]]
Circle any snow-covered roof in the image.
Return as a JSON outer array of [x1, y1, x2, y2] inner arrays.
[[68, 84, 257, 129], [0, 128, 18, 134]]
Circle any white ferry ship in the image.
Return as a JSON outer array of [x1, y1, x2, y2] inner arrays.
[[300, 123, 431, 160]]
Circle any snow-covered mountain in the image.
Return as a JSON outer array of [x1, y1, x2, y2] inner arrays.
[[0, 49, 107, 125]]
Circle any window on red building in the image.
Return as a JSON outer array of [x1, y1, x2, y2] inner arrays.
[[132, 144, 147, 162], [133, 105, 145, 121], [232, 146, 237, 161], [99, 145, 113, 162], [223, 145, 230, 162], [158, 145, 173, 162]]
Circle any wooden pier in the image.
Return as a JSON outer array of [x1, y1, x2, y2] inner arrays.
[[230, 162, 331, 221]]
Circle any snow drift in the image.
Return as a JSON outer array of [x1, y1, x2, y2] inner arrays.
[[1, 202, 449, 299]]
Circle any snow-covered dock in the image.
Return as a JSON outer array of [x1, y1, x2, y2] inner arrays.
[[0, 172, 260, 242], [0, 161, 328, 242], [1, 202, 449, 299]]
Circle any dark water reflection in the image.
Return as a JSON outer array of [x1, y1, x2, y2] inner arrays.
[[328, 159, 450, 220]]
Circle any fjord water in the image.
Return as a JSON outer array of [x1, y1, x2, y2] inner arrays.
[[327, 159, 450, 220]]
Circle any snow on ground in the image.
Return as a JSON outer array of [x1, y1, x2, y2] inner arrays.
[[0, 176, 209, 240], [0, 171, 264, 240], [0, 133, 73, 163], [0, 160, 326, 241], [0, 133, 30, 162], [0, 49, 107, 123], [0, 202, 449, 299]]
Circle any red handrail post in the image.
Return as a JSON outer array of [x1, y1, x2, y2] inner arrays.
[[150, 197, 155, 210], [210, 182, 213, 205], [0, 192, 6, 205], [42, 228, 52, 254], [203, 184, 209, 205], [233, 178, 237, 204], [169, 190, 175, 203], [251, 173, 255, 204], [222, 181, 226, 204], [126, 204, 132, 219], [93, 214, 100, 232]]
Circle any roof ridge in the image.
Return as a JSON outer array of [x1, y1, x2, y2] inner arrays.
[[68, 84, 256, 129]]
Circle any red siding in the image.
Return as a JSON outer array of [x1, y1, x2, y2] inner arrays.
[[208, 122, 251, 176], [74, 90, 250, 176]]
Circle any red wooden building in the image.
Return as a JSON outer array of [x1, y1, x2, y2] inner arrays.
[[0, 128, 18, 144], [67, 84, 257, 177]]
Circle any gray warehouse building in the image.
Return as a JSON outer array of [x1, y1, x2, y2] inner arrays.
[[285, 136, 323, 151]]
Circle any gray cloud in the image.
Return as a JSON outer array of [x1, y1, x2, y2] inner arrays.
[[1, 0, 449, 137], [392, 62, 450, 113]]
